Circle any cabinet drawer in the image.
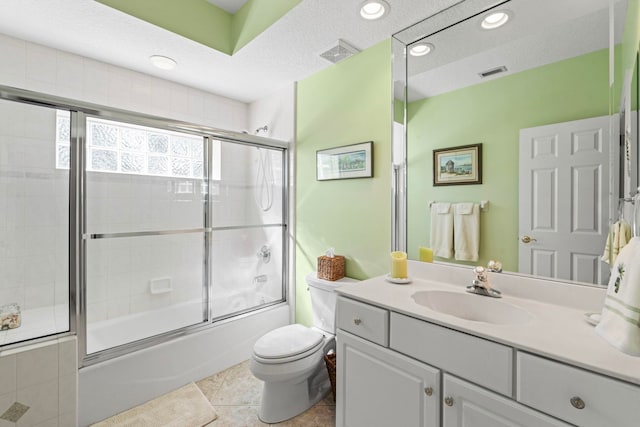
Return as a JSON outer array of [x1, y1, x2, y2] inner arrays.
[[336, 297, 389, 346], [390, 312, 513, 396], [517, 352, 640, 427]]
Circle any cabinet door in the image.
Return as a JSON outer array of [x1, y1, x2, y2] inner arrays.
[[443, 375, 571, 427], [337, 330, 439, 427]]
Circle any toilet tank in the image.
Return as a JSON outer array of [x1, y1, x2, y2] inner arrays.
[[306, 273, 359, 334]]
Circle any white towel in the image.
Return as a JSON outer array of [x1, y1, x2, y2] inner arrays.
[[454, 203, 480, 262], [602, 220, 632, 265], [595, 237, 640, 356], [430, 203, 453, 258]]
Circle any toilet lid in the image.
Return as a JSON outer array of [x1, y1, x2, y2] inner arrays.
[[254, 324, 324, 359]]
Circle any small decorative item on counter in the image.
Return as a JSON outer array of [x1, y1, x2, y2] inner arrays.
[[317, 247, 345, 281], [0, 303, 21, 330], [390, 251, 408, 279], [419, 247, 434, 262]]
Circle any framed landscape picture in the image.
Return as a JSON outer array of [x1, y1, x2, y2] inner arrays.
[[316, 141, 373, 181], [433, 143, 482, 186]]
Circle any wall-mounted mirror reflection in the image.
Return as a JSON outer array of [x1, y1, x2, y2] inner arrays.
[[394, 0, 639, 286]]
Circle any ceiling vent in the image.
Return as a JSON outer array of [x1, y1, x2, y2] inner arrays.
[[320, 39, 360, 64], [479, 65, 508, 78]]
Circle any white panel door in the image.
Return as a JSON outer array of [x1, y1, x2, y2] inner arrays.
[[519, 115, 616, 285]]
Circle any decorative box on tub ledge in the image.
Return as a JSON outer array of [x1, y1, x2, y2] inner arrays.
[[317, 255, 345, 281], [0, 303, 21, 330]]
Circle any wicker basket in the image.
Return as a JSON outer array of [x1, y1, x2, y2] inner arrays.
[[324, 353, 337, 402], [317, 255, 345, 281]]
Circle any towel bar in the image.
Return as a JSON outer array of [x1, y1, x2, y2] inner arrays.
[[428, 200, 489, 212]]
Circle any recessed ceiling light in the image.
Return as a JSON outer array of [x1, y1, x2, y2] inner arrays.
[[409, 43, 434, 57], [360, 0, 390, 20], [149, 55, 177, 70], [481, 10, 511, 30]]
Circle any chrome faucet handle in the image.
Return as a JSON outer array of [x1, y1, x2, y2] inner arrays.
[[467, 265, 502, 298], [487, 260, 502, 273], [473, 266, 487, 283]]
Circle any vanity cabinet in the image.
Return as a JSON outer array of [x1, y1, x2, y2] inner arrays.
[[336, 295, 639, 427], [336, 329, 440, 427], [442, 375, 570, 427]]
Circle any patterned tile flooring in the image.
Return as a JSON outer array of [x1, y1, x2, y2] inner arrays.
[[197, 360, 336, 427]]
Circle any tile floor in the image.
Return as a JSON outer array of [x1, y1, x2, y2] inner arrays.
[[196, 360, 336, 427]]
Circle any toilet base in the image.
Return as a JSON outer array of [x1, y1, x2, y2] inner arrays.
[[257, 363, 331, 423]]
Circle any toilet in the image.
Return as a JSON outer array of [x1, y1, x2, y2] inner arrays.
[[250, 273, 358, 423]]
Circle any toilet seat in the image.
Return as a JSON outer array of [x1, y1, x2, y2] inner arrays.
[[253, 324, 325, 364]]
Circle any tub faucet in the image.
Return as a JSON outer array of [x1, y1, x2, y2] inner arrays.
[[466, 266, 502, 298]]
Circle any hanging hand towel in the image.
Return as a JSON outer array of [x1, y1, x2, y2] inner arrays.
[[601, 220, 632, 265], [454, 203, 479, 262], [595, 236, 640, 356], [430, 203, 453, 258]]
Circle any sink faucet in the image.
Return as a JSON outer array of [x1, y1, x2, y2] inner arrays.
[[467, 266, 502, 298]]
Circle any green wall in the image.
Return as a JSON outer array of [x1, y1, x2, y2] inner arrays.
[[407, 48, 610, 271], [97, 0, 300, 55], [295, 40, 392, 325]]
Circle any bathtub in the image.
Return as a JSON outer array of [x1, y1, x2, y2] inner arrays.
[[86, 300, 206, 354], [86, 291, 279, 354], [79, 301, 289, 426]]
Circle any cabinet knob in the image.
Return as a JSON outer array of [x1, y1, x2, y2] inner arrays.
[[570, 396, 585, 410], [353, 318, 362, 325], [424, 387, 433, 396], [444, 396, 454, 407]]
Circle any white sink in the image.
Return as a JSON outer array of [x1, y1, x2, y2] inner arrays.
[[412, 290, 532, 325]]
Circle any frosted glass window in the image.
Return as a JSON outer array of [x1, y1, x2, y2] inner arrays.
[[57, 114, 70, 142], [148, 155, 169, 175], [91, 149, 117, 171], [121, 152, 145, 173], [193, 161, 203, 178], [91, 123, 118, 147], [148, 134, 169, 153], [192, 141, 203, 159], [172, 138, 191, 157], [55, 115, 208, 178], [57, 144, 70, 169], [120, 128, 146, 151], [172, 158, 190, 176]]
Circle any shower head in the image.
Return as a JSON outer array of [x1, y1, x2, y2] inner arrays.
[[255, 125, 268, 135]]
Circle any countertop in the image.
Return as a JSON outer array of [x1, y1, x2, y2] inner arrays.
[[336, 261, 640, 386]]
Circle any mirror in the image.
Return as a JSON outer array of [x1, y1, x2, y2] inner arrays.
[[393, 0, 639, 286]]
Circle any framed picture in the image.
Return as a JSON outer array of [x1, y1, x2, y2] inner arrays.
[[316, 141, 373, 181], [433, 143, 482, 186]]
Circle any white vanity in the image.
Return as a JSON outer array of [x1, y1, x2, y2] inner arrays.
[[335, 261, 640, 427]]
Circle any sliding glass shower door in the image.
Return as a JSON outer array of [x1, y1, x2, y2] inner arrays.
[[210, 141, 286, 319], [84, 116, 208, 355]]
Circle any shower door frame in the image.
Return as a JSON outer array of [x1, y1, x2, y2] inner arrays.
[[0, 85, 290, 367]]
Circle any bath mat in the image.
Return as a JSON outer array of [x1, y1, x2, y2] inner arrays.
[[91, 382, 217, 427]]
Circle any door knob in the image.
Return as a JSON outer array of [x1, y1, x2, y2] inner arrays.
[[520, 235, 537, 244]]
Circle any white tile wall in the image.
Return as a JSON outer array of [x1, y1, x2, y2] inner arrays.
[[0, 337, 77, 427]]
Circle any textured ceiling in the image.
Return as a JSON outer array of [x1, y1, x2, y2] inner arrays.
[[0, 0, 627, 104]]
